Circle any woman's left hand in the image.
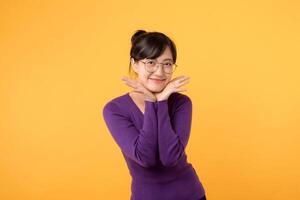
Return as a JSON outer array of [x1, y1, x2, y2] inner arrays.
[[155, 75, 190, 101]]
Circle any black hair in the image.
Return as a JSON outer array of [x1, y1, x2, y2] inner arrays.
[[128, 29, 177, 77]]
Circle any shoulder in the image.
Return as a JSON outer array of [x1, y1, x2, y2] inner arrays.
[[170, 92, 192, 106], [102, 93, 130, 116], [168, 92, 192, 114]]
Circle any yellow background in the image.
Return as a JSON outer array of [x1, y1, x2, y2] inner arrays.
[[1, 1, 299, 199]]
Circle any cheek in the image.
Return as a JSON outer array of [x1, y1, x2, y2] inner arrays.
[[137, 72, 147, 79], [165, 78, 171, 84], [137, 75, 150, 85]]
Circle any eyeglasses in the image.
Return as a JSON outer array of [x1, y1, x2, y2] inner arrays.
[[139, 59, 177, 74]]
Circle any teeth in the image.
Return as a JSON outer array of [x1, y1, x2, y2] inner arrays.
[[151, 78, 164, 80]]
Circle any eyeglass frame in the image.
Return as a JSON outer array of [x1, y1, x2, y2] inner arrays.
[[138, 59, 178, 74]]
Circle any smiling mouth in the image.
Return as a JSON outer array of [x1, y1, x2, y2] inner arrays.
[[149, 78, 166, 83]]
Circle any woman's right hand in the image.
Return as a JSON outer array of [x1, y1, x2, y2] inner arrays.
[[121, 76, 157, 102]]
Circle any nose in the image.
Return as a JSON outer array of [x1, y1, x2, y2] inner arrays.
[[154, 64, 164, 75]]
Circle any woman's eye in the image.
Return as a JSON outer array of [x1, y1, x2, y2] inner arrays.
[[165, 63, 172, 66]]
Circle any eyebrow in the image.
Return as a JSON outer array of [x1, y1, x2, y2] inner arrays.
[[162, 58, 173, 61], [146, 58, 174, 62]]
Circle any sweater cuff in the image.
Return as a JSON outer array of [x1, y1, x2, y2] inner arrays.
[[145, 100, 156, 105], [145, 100, 157, 111], [156, 99, 168, 111]]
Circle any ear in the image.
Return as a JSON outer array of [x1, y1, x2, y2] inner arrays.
[[131, 58, 139, 73]]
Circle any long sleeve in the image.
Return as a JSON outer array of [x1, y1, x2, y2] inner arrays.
[[157, 95, 192, 167], [102, 100, 158, 168]]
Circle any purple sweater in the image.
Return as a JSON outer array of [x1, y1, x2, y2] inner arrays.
[[102, 92, 206, 200]]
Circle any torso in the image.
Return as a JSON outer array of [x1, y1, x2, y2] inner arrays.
[[128, 91, 145, 114]]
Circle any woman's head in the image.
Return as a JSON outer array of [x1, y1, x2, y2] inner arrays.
[[129, 30, 177, 93]]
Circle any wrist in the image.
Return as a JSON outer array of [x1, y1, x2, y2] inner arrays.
[[155, 92, 170, 101], [156, 94, 169, 101]]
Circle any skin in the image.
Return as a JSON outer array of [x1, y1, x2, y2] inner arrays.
[[121, 46, 190, 114]]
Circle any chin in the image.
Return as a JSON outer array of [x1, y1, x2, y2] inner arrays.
[[145, 84, 163, 92]]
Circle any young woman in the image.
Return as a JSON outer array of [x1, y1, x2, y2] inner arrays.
[[102, 30, 207, 200]]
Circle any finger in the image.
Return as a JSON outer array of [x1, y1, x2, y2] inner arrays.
[[136, 82, 149, 93], [171, 75, 186, 82], [169, 75, 184, 83], [179, 78, 190, 86], [123, 81, 138, 89], [122, 76, 138, 86], [121, 76, 130, 81], [171, 78, 189, 88], [133, 89, 143, 94], [171, 76, 189, 84], [178, 76, 190, 83], [137, 80, 147, 89], [177, 88, 188, 92], [125, 78, 136, 85], [123, 78, 139, 87]]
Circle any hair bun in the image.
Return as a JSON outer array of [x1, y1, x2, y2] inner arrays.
[[131, 30, 147, 44]]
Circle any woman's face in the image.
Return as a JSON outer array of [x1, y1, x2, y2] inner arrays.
[[131, 46, 174, 93]]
